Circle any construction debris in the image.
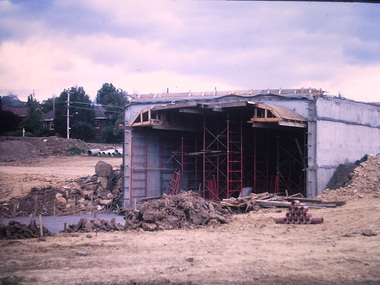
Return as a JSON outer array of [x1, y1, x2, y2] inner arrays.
[[274, 200, 324, 224], [125, 191, 231, 231], [64, 218, 124, 233], [220, 192, 344, 213], [0, 161, 123, 217], [0, 220, 52, 239]]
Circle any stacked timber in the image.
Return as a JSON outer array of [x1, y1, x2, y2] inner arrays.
[[274, 200, 324, 224], [220, 192, 345, 213]]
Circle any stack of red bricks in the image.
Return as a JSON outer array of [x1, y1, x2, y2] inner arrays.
[[274, 200, 323, 224]]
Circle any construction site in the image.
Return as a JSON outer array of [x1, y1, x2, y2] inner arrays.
[[0, 88, 379, 284], [122, 88, 380, 205]]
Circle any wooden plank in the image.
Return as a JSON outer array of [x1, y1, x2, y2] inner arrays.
[[274, 196, 345, 205], [152, 125, 198, 132], [255, 200, 292, 208]]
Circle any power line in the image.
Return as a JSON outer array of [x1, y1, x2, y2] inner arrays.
[[68, 105, 123, 114]]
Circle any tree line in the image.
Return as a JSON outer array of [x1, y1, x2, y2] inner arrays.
[[0, 83, 128, 143]]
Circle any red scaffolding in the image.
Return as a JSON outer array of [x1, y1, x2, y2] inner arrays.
[[169, 170, 181, 195], [226, 119, 243, 198], [202, 117, 225, 200], [181, 137, 199, 191], [202, 115, 243, 200]]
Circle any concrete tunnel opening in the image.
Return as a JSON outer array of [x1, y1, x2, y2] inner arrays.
[[124, 99, 308, 203], [122, 89, 380, 206]]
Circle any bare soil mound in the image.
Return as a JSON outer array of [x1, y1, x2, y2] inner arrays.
[[0, 136, 120, 163], [318, 153, 380, 201]]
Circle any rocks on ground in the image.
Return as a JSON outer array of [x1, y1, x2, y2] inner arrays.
[[64, 217, 124, 233], [0, 220, 52, 240], [125, 191, 231, 231], [0, 161, 123, 217]]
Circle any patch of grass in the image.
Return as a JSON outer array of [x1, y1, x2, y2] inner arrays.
[[66, 146, 85, 156]]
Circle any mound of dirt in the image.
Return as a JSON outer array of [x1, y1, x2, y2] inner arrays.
[[0, 136, 121, 162], [325, 155, 369, 190], [318, 153, 380, 201]]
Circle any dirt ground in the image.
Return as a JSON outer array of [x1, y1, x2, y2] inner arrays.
[[0, 156, 122, 203], [0, 137, 379, 284]]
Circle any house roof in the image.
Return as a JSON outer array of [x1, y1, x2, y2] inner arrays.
[[41, 105, 107, 121], [2, 106, 28, 117], [94, 105, 107, 119], [43, 109, 55, 121]]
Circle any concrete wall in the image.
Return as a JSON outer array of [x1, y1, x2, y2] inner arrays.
[[251, 94, 313, 118], [123, 102, 179, 206], [313, 98, 380, 195]]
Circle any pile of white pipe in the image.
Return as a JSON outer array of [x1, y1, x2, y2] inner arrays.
[[87, 148, 123, 157], [87, 149, 101, 156]]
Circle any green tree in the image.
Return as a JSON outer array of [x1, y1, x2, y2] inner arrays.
[[70, 121, 96, 141], [41, 97, 56, 114], [96, 83, 127, 107], [0, 110, 22, 134], [1, 93, 26, 108], [22, 93, 43, 136], [54, 86, 95, 140], [96, 83, 127, 142]]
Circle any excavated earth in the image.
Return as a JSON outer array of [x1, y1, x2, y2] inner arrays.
[[0, 137, 380, 284]]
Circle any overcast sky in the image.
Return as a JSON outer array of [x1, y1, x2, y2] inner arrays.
[[1, 0, 379, 103]]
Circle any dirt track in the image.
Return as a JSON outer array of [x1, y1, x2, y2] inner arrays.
[[0, 138, 379, 284]]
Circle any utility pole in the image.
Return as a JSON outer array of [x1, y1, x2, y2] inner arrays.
[[67, 89, 70, 139]]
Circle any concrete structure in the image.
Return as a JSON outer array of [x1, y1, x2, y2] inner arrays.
[[122, 88, 380, 206]]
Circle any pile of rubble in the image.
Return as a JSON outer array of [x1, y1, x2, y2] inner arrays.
[[64, 218, 124, 233], [0, 161, 123, 217], [0, 220, 52, 240], [318, 153, 380, 201], [125, 191, 231, 231]]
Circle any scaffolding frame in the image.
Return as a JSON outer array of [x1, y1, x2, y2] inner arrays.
[[252, 128, 306, 195], [202, 114, 243, 200], [202, 116, 226, 200], [226, 118, 243, 198], [181, 137, 200, 191]]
